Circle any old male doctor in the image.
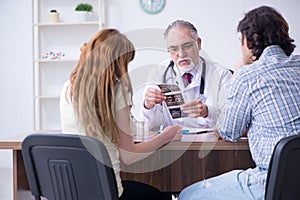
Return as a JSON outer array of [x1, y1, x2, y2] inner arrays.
[[141, 20, 232, 130]]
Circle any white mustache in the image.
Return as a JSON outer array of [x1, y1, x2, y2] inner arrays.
[[177, 57, 193, 66], [177, 57, 196, 72]]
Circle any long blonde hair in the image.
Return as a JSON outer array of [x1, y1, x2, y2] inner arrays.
[[69, 29, 135, 143]]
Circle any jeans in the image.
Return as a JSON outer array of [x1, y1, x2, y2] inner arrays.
[[178, 170, 265, 200]]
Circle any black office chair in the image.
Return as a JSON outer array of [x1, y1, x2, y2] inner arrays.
[[265, 134, 300, 200], [22, 133, 118, 200]]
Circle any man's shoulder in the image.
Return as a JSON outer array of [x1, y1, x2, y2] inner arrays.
[[160, 58, 172, 67]]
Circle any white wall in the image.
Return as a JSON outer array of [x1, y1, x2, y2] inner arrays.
[[1, 0, 300, 167], [107, 0, 300, 68], [0, 0, 32, 168]]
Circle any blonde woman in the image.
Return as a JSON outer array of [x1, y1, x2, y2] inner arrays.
[[60, 29, 181, 199]]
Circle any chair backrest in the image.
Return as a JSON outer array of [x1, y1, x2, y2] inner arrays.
[[22, 133, 118, 200], [265, 134, 300, 200]]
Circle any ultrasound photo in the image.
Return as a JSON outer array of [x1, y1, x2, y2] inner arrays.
[[158, 84, 180, 93], [157, 83, 186, 119], [165, 93, 185, 107], [169, 107, 188, 119]]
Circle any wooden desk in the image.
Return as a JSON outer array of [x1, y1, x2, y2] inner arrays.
[[0, 133, 255, 199], [121, 135, 255, 192], [0, 135, 32, 200]]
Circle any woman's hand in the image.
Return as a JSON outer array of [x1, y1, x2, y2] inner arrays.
[[161, 125, 182, 142]]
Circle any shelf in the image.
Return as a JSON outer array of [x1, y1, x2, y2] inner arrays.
[[32, 0, 103, 131], [34, 21, 99, 27], [34, 59, 78, 63], [35, 96, 60, 100], [35, 98, 61, 130]]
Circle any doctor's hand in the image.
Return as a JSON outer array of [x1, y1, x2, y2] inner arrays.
[[144, 88, 166, 109], [181, 99, 208, 118]]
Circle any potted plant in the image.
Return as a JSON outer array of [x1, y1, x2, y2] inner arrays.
[[75, 3, 93, 22]]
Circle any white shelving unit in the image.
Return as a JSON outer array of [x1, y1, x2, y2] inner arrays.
[[32, 0, 105, 131]]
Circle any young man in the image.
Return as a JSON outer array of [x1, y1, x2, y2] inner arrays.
[[179, 6, 300, 200], [141, 20, 232, 130]]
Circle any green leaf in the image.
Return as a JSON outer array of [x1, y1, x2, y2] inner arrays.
[[75, 3, 93, 12]]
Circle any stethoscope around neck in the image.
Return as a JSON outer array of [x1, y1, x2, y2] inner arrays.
[[163, 57, 206, 95]]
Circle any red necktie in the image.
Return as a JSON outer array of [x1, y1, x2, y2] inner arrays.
[[183, 73, 193, 87]]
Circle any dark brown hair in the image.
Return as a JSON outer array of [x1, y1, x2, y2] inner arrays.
[[237, 6, 295, 60]]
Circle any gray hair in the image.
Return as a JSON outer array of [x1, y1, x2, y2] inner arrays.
[[164, 20, 199, 40]]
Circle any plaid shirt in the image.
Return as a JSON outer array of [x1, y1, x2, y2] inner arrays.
[[217, 45, 300, 186]]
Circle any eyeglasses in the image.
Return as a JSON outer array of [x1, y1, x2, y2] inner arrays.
[[167, 41, 196, 54]]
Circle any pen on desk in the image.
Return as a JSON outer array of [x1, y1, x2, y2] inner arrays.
[[182, 130, 214, 134], [158, 130, 214, 134], [194, 130, 214, 134]]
